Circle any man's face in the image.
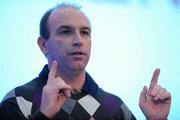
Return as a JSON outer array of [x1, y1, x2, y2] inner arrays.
[[46, 8, 91, 72]]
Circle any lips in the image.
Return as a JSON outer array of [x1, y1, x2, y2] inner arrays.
[[69, 51, 86, 56]]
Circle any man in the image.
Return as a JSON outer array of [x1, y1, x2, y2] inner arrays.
[[0, 3, 171, 120]]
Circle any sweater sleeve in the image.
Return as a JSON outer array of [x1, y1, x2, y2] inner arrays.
[[0, 101, 28, 120], [0, 101, 50, 120]]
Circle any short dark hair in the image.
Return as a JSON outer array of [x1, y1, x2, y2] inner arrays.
[[39, 3, 82, 40]]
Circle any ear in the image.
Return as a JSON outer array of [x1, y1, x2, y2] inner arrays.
[[37, 37, 48, 55]]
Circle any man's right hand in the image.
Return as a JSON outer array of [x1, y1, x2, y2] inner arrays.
[[40, 61, 72, 118]]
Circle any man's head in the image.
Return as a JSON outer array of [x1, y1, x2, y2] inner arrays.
[[38, 3, 91, 74], [39, 3, 83, 40]]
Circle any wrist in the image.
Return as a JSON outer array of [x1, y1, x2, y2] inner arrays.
[[40, 107, 55, 119], [29, 109, 50, 120]]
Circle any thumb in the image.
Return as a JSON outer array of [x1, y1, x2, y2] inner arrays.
[[139, 86, 148, 104]]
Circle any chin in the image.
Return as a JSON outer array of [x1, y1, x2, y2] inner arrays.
[[70, 64, 86, 71]]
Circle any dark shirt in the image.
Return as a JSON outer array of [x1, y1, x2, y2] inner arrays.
[[0, 65, 136, 120]]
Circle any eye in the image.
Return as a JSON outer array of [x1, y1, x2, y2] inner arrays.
[[56, 26, 72, 36], [59, 29, 71, 35], [81, 30, 90, 36]]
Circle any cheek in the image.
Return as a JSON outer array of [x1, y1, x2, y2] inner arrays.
[[83, 38, 91, 45], [86, 40, 91, 51], [47, 42, 61, 56], [53, 45, 64, 54], [55, 43, 70, 57]]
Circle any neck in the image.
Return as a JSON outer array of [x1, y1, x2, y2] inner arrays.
[[58, 69, 86, 91]]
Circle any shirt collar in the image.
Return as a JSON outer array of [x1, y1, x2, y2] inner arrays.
[[82, 72, 99, 96], [39, 65, 99, 96]]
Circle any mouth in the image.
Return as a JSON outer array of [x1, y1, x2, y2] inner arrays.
[[69, 51, 86, 56]]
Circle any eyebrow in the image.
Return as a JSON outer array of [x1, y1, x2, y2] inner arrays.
[[56, 25, 91, 32], [81, 26, 91, 32], [56, 25, 71, 31]]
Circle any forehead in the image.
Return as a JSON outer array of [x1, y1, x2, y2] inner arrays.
[[48, 7, 91, 30]]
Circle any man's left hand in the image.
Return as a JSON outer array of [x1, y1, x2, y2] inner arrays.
[[139, 68, 171, 120]]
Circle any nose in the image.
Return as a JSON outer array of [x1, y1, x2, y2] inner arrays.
[[72, 32, 83, 47]]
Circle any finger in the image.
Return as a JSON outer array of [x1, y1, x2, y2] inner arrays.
[[59, 88, 71, 97], [160, 92, 171, 103], [64, 89, 71, 98], [56, 77, 72, 89], [48, 61, 58, 82], [149, 85, 161, 97], [56, 77, 72, 95], [153, 87, 166, 101], [149, 68, 160, 91], [54, 77, 71, 92], [139, 86, 148, 104]]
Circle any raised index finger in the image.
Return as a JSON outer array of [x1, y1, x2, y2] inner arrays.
[[48, 61, 58, 82], [149, 68, 160, 91]]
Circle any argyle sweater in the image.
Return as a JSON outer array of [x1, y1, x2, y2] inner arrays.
[[0, 65, 136, 120]]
